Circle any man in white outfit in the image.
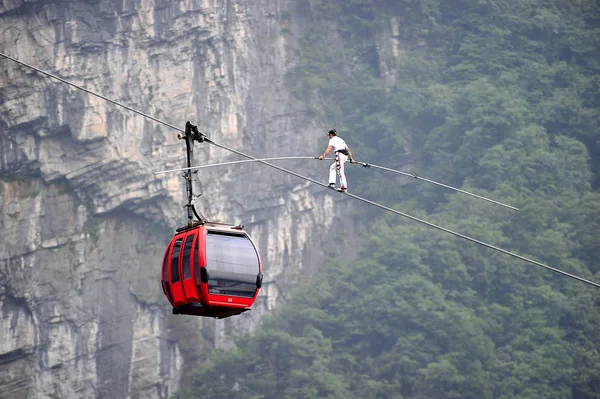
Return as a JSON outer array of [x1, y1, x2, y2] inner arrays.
[[318, 129, 355, 192]]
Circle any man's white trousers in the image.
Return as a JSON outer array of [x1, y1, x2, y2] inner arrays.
[[329, 152, 348, 189]]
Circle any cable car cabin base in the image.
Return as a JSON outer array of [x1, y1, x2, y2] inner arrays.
[[173, 302, 250, 319], [161, 222, 263, 319]]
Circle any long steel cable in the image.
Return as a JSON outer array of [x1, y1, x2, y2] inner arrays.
[[153, 157, 332, 175], [205, 143, 600, 289], [0, 52, 185, 133], [353, 161, 519, 211], [154, 157, 518, 211], [2, 51, 598, 289]]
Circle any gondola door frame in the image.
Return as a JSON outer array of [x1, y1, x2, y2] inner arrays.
[[181, 229, 202, 303]]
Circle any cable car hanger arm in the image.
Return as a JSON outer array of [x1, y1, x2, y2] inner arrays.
[[3, 51, 598, 289]]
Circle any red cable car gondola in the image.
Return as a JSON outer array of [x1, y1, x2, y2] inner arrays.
[[161, 222, 263, 319], [161, 122, 263, 319]]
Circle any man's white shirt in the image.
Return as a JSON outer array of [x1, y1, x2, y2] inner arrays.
[[328, 136, 347, 152]]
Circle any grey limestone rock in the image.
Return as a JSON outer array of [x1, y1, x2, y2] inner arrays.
[[0, 0, 357, 398]]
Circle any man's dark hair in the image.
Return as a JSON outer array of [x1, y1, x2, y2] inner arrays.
[[328, 129, 337, 136]]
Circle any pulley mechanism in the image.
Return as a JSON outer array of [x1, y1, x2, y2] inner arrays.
[[180, 121, 208, 227], [178, 121, 206, 143]]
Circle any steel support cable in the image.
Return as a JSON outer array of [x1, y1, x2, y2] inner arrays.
[[352, 161, 519, 211], [0, 53, 516, 212], [204, 142, 600, 289], [154, 157, 518, 211], [4, 51, 598, 289], [153, 156, 338, 174], [206, 141, 339, 190], [0, 52, 185, 133]]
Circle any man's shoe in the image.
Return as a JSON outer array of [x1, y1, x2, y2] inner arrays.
[[328, 183, 336, 189], [337, 187, 347, 193]]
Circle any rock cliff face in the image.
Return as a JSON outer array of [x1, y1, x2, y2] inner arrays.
[[0, 0, 363, 398]]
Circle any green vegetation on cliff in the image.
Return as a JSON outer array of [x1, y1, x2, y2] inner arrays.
[[177, 0, 600, 397]]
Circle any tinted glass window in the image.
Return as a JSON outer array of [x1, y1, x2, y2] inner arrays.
[[162, 252, 171, 298], [162, 252, 169, 283], [182, 235, 194, 279], [206, 232, 259, 275], [194, 238, 200, 285], [208, 279, 256, 298], [171, 238, 182, 283]]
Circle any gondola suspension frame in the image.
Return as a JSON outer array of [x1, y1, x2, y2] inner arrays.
[[160, 121, 264, 318], [179, 121, 208, 228]]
